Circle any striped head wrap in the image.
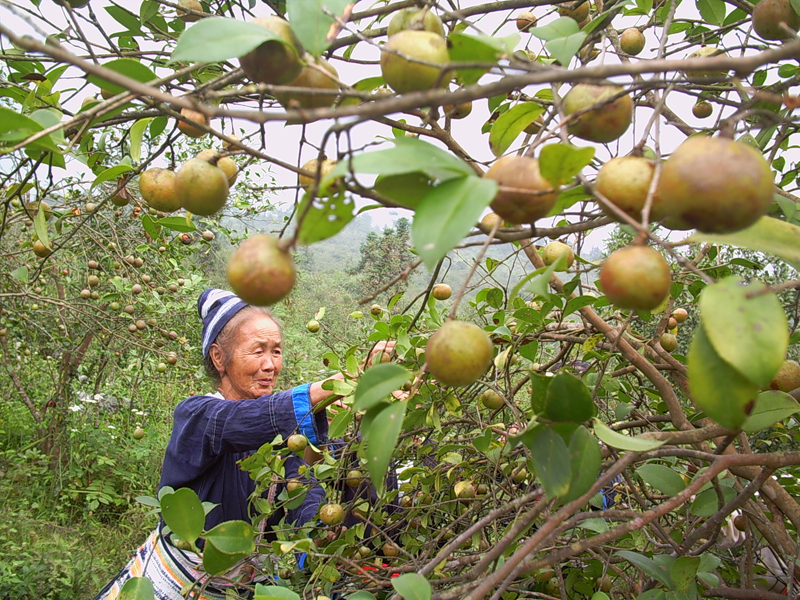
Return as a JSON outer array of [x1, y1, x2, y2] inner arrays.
[[197, 288, 248, 358]]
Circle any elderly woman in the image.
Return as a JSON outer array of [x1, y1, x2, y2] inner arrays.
[[95, 288, 349, 600]]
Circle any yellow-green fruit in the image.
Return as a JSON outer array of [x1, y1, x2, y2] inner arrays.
[[25, 200, 53, 220], [752, 0, 800, 40], [299, 158, 339, 191], [382, 542, 400, 557], [485, 156, 558, 224], [239, 16, 304, 85], [346, 469, 364, 488], [454, 480, 476, 499], [287, 434, 308, 453], [600, 245, 671, 310], [558, 1, 590, 21], [770, 359, 800, 392], [175, 158, 229, 216], [672, 307, 689, 322], [275, 57, 340, 109], [692, 101, 713, 119], [286, 479, 303, 492], [387, 7, 445, 37], [426, 321, 494, 387], [133, 427, 145, 439], [660, 332, 678, 353], [594, 156, 657, 222], [432, 283, 452, 300], [511, 467, 528, 483], [657, 136, 774, 233], [597, 576, 613, 593], [227, 235, 296, 305], [177, 0, 203, 22], [381, 30, 450, 94], [57, 0, 91, 7], [307, 319, 320, 333], [542, 241, 574, 271], [563, 83, 632, 143], [110, 185, 131, 207], [443, 101, 473, 119], [197, 149, 238, 186], [140, 168, 181, 213], [177, 108, 208, 138], [684, 47, 728, 82], [88, 275, 100, 287], [480, 389, 504, 410], [620, 28, 645, 55], [480, 212, 504, 230], [33, 240, 52, 258], [516, 11, 538, 31], [320, 503, 344, 525]]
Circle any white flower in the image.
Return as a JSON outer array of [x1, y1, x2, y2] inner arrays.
[[107, 425, 116, 429], [68, 405, 83, 412], [81, 397, 97, 403]]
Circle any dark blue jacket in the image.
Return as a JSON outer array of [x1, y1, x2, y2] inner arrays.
[[159, 384, 328, 533]]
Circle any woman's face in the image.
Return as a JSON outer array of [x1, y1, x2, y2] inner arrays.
[[215, 314, 283, 400]]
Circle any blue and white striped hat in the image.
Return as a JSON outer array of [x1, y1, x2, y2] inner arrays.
[[197, 288, 249, 358]]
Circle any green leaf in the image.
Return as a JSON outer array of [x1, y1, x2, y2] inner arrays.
[[690, 484, 736, 516], [361, 400, 407, 495], [670, 557, 700, 595], [591, 593, 610, 600], [347, 593, 377, 600], [160, 488, 204, 545], [287, 0, 350, 57], [353, 363, 411, 412], [525, 425, 572, 498], [688, 217, 800, 271], [0, 106, 61, 154], [564, 295, 596, 317], [254, 584, 301, 600], [742, 390, 800, 433], [448, 33, 518, 85], [531, 17, 581, 40], [530, 372, 553, 414], [373, 172, 435, 210], [616, 551, 672, 588], [412, 176, 497, 270], [91, 164, 132, 190], [699, 276, 788, 388], [86, 58, 156, 96], [543, 372, 596, 423], [539, 143, 595, 187], [391, 573, 432, 600], [328, 409, 353, 439], [592, 419, 667, 452], [118, 576, 155, 600], [33, 204, 51, 251], [489, 103, 544, 156], [687, 324, 759, 429], [545, 32, 588, 66], [696, 0, 726, 26], [155, 216, 196, 233], [635, 464, 686, 496], [203, 520, 255, 555], [141, 214, 161, 239], [561, 425, 601, 503], [296, 192, 356, 245], [202, 539, 248, 576], [129, 118, 152, 163], [171, 17, 286, 63], [10, 266, 29, 284]]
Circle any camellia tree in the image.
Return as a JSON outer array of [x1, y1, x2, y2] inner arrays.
[[2, 0, 800, 599]]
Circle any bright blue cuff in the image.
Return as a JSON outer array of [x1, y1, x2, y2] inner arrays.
[[292, 383, 316, 445]]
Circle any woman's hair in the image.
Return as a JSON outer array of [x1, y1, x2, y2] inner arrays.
[[203, 305, 283, 383]]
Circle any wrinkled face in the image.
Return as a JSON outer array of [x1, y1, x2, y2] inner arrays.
[[214, 315, 283, 400]]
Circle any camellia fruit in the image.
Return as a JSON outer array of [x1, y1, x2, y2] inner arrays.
[[769, 359, 800, 392], [175, 157, 229, 216], [594, 156, 657, 221], [563, 83, 632, 143], [177, 108, 208, 138], [32, 240, 51, 258], [133, 427, 145, 439], [485, 155, 558, 224], [516, 11, 538, 31], [177, 0, 202, 22], [320, 503, 344, 526], [197, 149, 238, 186], [239, 16, 304, 85], [442, 101, 473, 119], [382, 542, 400, 557], [287, 434, 308, 453], [307, 319, 321, 333], [426, 321, 494, 387], [454, 481, 476, 499], [558, 1, 590, 22], [299, 158, 339, 191], [620, 28, 645, 55], [480, 389, 504, 410], [752, 0, 800, 40], [600, 245, 671, 310], [542, 241, 575, 271], [660, 332, 678, 353], [692, 101, 713, 119], [370, 304, 382, 316], [227, 235, 296, 305], [139, 168, 181, 213], [657, 136, 773, 233], [672, 307, 689, 322], [387, 7, 446, 37], [432, 283, 452, 300], [346, 469, 364, 488], [275, 57, 340, 110], [684, 47, 728, 82], [380, 30, 450, 94]]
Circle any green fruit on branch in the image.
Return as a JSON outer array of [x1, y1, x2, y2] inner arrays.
[[320, 503, 344, 525], [33, 240, 51, 258], [110, 184, 131, 207], [382, 542, 400, 557], [177, 0, 203, 22], [769, 359, 800, 392], [380, 30, 450, 94], [227, 235, 296, 305], [307, 319, 321, 333], [287, 434, 308, 453], [139, 168, 181, 213], [133, 427, 145, 439], [239, 16, 304, 85], [683, 47, 728, 81], [600, 245, 671, 310], [656, 136, 773, 233], [558, 1, 590, 21], [298, 158, 339, 191], [542, 241, 574, 271], [454, 480, 476, 499], [692, 101, 713, 118], [426, 321, 494, 387], [672, 307, 689, 322], [442, 101, 473, 119], [87, 275, 100, 287], [80, 288, 91, 299], [177, 108, 208, 138], [346, 469, 364, 488], [563, 83, 632, 143], [480, 212, 505, 230], [432, 283, 452, 300], [25, 200, 53, 221], [196, 150, 238, 186], [660, 332, 678, 353], [481, 389, 504, 410], [594, 156, 657, 221], [752, 0, 800, 40], [286, 479, 303, 492], [516, 11, 538, 31], [175, 157, 229, 216], [620, 28, 645, 55], [275, 57, 340, 109], [596, 575, 613, 593], [387, 7, 445, 36], [485, 156, 558, 224]]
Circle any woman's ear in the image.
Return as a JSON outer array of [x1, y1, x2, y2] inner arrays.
[[209, 343, 225, 376]]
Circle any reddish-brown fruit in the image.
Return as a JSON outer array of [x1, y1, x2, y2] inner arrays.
[[177, 108, 208, 138], [275, 57, 340, 109], [239, 17, 304, 85], [227, 235, 296, 305], [668, 316, 678, 329], [594, 156, 657, 221], [620, 28, 645, 55], [692, 101, 713, 118], [564, 83, 632, 143], [426, 321, 494, 387], [752, 0, 800, 40], [733, 514, 748, 531], [485, 156, 558, 224], [381, 31, 451, 94], [516, 11, 538, 31], [769, 359, 800, 392], [175, 158, 229, 216], [432, 283, 452, 300], [139, 168, 181, 213], [657, 136, 774, 233], [600, 246, 671, 310], [387, 7, 445, 36]]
